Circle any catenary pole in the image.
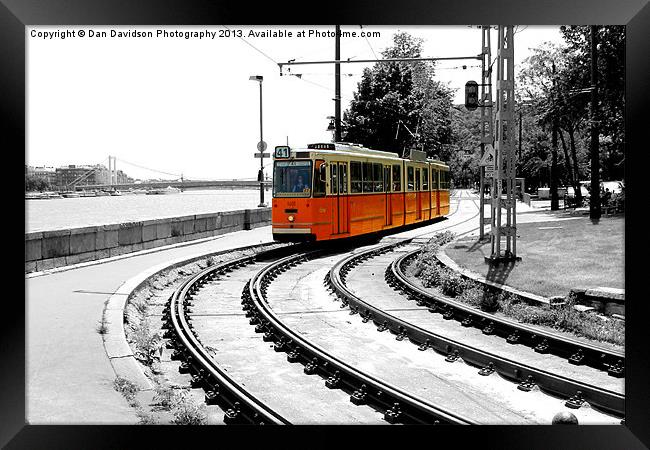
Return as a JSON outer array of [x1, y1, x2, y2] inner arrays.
[[589, 25, 601, 220], [335, 25, 342, 142]]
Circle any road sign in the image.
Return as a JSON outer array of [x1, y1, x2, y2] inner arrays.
[[257, 141, 267, 152], [479, 144, 494, 166], [254, 153, 270, 158]]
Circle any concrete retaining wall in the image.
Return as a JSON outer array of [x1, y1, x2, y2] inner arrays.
[[25, 208, 271, 273]]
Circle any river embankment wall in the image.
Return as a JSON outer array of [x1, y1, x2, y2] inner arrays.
[[25, 208, 271, 273]]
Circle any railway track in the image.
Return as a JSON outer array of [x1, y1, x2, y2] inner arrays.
[[162, 242, 474, 424], [162, 247, 292, 424], [326, 239, 624, 420], [155, 190, 621, 424], [390, 249, 625, 375]]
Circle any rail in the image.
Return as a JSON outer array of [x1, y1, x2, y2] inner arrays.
[[246, 249, 475, 424], [326, 242, 624, 418], [164, 251, 293, 424]]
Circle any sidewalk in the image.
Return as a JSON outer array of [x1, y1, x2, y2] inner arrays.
[[26, 226, 273, 424]]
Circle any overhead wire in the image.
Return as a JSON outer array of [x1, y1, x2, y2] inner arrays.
[[360, 25, 379, 60], [221, 25, 278, 66]]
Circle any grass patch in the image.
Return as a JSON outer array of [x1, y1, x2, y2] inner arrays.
[[411, 233, 624, 346], [153, 384, 178, 411], [136, 409, 159, 425], [444, 216, 624, 297], [113, 376, 139, 406], [96, 320, 109, 335], [170, 390, 207, 425], [129, 318, 162, 366]]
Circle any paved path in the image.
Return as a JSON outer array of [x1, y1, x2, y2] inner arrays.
[[26, 226, 272, 424]]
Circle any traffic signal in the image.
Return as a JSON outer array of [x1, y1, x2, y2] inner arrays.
[[465, 81, 479, 111]]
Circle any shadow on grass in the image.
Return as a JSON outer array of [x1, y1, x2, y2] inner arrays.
[[480, 260, 517, 311], [485, 260, 516, 285]]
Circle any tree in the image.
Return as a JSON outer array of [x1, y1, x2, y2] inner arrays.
[[447, 106, 481, 187], [516, 26, 625, 205], [342, 32, 454, 159], [25, 175, 50, 192]]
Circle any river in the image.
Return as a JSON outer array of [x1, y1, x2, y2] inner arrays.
[[25, 189, 269, 233]]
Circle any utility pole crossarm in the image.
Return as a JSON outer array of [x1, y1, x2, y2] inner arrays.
[[278, 54, 482, 71]]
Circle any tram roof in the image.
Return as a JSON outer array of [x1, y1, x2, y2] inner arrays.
[[293, 142, 448, 167]]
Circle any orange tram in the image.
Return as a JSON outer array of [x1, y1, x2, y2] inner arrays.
[[271, 142, 450, 242]]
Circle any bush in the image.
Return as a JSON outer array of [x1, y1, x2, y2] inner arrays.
[[458, 286, 484, 308], [420, 264, 443, 288], [136, 409, 159, 425], [113, 376, 139, 404], [153, 385, 177, 411], [130, 319, 162, 366], [439, 270, 465, 297], [171, 391, 207, 425]]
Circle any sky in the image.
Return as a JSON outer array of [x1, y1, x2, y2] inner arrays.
[[27, 25, 564, 181]]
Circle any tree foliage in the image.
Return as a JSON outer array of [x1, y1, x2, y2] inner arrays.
[[516, 26, 625, 193], [342, 32, 454, 160], [25, 175, 51, 192]]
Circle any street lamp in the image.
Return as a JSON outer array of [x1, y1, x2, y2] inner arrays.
[[326, 116, 335, 142], [249, 75, 266, 207]]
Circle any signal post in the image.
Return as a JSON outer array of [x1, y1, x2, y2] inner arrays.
[[467, 26, 519, 263]]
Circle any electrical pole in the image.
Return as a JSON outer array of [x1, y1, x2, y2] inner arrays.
[[488, 25, 519, 262], [589, 25, 601, 220], [479, 25, 493, 241], [335, 25, 342, 142], [518, 109, 522, 160], [550, 62, 560, 211]]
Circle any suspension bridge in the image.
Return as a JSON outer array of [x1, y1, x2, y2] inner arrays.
[[68, 156, 272, 191]]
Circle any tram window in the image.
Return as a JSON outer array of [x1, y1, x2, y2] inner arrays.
[[415, 168, 421, 191], [373, 163, 383, 192], [392, 165, 401, 191], [423, 168, 429, 190], [339, 163, 348, 194], [313, 161, 326, 197], [431, 169, 439, 190], [441, 170, 450, 189], [350, 161, 362, 193], [362, 162, 373, 193], [273, 160, 312, 197], [407, 166, 414, 191], [330, 163, 338, 194]]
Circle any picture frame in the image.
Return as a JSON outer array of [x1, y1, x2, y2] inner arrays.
[[7, 0, 648, 447]]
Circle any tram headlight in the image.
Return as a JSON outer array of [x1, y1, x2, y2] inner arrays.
[[288, 215, 295, 222]]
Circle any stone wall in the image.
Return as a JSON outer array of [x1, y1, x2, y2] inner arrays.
[[25, 208, 271, 273]]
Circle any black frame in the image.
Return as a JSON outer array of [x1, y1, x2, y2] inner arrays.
[[7, 1, 648, 448]]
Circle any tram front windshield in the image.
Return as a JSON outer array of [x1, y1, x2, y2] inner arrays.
[[273, 160, 312, 197]]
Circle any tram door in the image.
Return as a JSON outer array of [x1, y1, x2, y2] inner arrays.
[[415, 168, 422, 220], [330, 162, 349, 235], [384, 166, 392, 226]]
